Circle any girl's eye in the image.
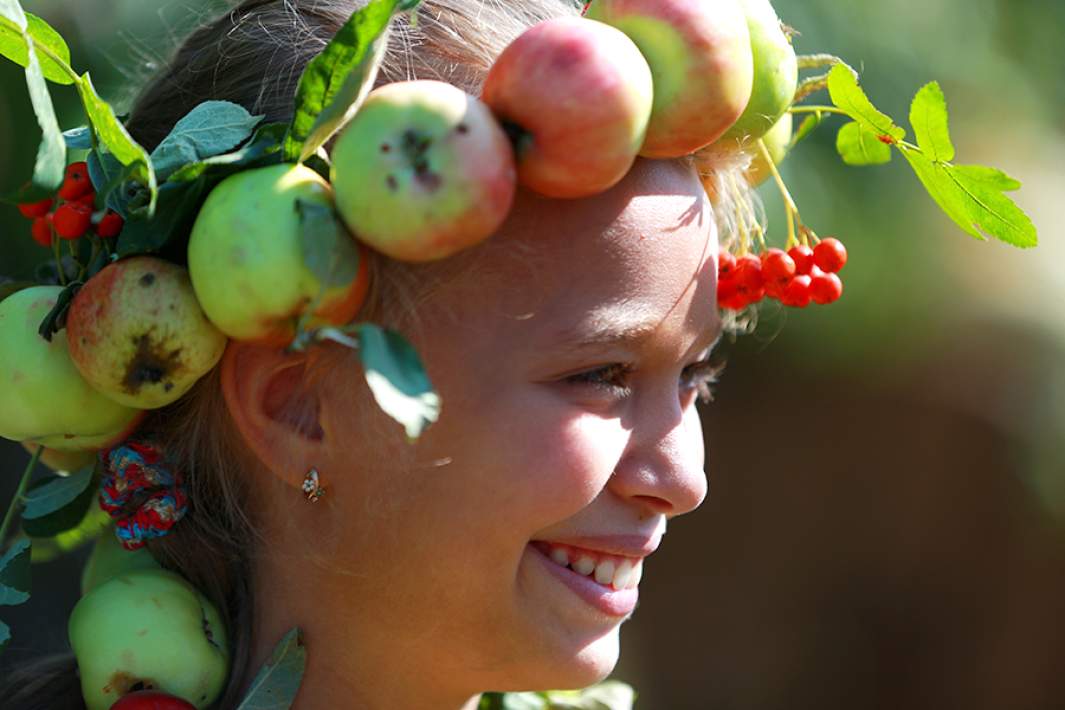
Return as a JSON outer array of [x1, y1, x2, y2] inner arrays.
[[681, 358, 725, 404], [565, 363, 633, 396]]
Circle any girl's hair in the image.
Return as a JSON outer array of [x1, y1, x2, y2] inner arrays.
[[2, 1, 747, 707]]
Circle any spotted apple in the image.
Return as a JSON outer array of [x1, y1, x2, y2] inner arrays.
[[68, 569, 229, 710], [0, 286, 144, 451], [188, 163, 370, 345], [331, 80, 516, 262], [482, 16, 653, 198], [585, 0, 753, 158]]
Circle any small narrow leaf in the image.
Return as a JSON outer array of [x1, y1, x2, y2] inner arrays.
[[355, 323, 440, 440], [296, 199, 362, 294], [910, 81, 954, 162], [21, 468, 97, 538], [0, 12, 75, 85], [791, 111, 823, 147], [150, 101, 264, 180], [235, 627, 306, 710], [835, 121, 892, 166], [21, 466, 95, 520], [0, 539, 31, 606], [827, 63, 905, 142]]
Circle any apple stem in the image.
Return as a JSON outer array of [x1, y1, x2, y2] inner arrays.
[[0, 447, 41, 546]]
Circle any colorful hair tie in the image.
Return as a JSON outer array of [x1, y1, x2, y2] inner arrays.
[[98, 439, 189, 550]]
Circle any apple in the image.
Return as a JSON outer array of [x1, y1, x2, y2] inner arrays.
[[66, 257, 227, 410], [0, 286, 145, 451], [331, 80, 516, 261], [482, 16, 653, 198], [21, 441, 97, 473], [188, 164, 370, 345], [69, 569, 229, 710], [744, 112, 792, 187], [109, 690, 196, 710], [585, 0, 753, 158], [81, 528, 162, 596], [719, 0, 798, 143]]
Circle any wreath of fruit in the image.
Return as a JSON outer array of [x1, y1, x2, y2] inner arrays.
[[0, 0, 1038, 708]]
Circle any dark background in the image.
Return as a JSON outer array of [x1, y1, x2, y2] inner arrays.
[[2, 0, 1063, 707]]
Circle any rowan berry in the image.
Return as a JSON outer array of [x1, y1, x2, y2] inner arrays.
[[787, 244, 814, 275], [53, 201, 93, 240], [96, 210, 124, 239], [717, 252, 737, 280], [75, 191, 98, 208], [780, 274, 812, 308], [17, 197, 53, 219], [810, 269, 843, 304], [31, 215, 53, 247], [57, 161, 92, 201], [761, 248, 795, 288], [733, 254, 764, 305], [813, 237, 847, 273]]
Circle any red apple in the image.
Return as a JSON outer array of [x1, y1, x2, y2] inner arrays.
[[482, 16, 653, 198], [109, 690, 196, 710], [585, 0, 754, 157]]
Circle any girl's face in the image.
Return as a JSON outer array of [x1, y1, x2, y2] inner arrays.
[[323, 158, 720, 698]]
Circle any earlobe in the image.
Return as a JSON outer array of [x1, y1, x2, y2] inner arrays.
[[219, 340, 328, 491]]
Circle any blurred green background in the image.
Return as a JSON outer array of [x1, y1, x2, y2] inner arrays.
[[1, 0, 1063, 707]]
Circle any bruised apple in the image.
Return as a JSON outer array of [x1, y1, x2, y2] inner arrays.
[[331, 80, 516, 261], [482, 16, 653, 198], [0, 286, 144, 451], [66, 257, 227, 409], [188, 164, 370, 345], [744, 112, 792, 187], [69, 569, 229, 710], [585, 0, 753, 157]]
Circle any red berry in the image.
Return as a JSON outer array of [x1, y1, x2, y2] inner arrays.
[[813, 238, 847, 273], [717, 252, 737, 280], [787, 245, 814, 275], [53, 202, 92, 240], [17, 197, 53, 219], [57, 161, 92, 201], [96, 210, 124, 239], [780, 274, 812, 308], [31, 215, 53, 247], [75, 190, 98, 208], [109, 690, 197, 710], [733, 254, 764, 305], [810, 270, 843, 304], [760, 248, 796, 288]]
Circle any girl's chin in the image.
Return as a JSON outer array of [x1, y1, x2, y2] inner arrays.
[[537, 628, 621, 690]]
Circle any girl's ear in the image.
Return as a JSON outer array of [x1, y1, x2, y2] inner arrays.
[[219, 340, 330, 491]]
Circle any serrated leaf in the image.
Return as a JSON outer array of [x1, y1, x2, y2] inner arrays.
[[296, 199, 362, 294], [168, 122, 286, 183], [235, 628, 306, 710], [21, 466, 94, 520], [910, 82, 954, 162], [29, 506, 110, 563], [21, 467, 97, 537], [0, 618, 9, 651], [791, 112, 823, 147], [827, 63, 905, 142], [284, 0, 420, 162], [835, 121, 892, 166], [0, 12, 74, 85], [901, 149, 1037, 248], [0, 539, 31, 606], [150, 101, 264, 180]]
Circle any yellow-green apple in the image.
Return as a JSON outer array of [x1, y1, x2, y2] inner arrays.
[[68, 569, 229, 710], [744, 112, 792, 187], [482, 17, 653, 198], [188, 164, 370, 345], [331, 80, 516, 262], [21, 441, 97, 473], [0, 286, 144, 451], [585, 0, 753, 158], [66, 257, 227, 409], [80, 528, 162, 595], [719, 0, 797, 143]]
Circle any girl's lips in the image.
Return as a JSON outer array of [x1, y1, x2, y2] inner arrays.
[[527, 542, 639, 617]]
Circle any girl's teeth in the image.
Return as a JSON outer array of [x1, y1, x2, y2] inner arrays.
[[550, 548, 570, 567], [631, 560, 642, 587], [573, 556, 596, 576], [539, 543, 644, 590], [612, 560, 634, 589], [594, 560, 616, 586]]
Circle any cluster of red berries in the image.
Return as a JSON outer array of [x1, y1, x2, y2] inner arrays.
[[717, 237, 847, 310], [16, 161, 124, 247]]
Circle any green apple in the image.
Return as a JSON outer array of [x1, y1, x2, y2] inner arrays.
[[69, 569, 229, 710], [744, 112, 792, 187], [719, 0, 797, 143], [482, 16, 653, 197], [80, 529, 162, 595], [188, 163, 370, 345], [332, 80, 516, 261], [585, 0, 753, 158], [66, 257, 227, 409], [0, 286, 145, 451]]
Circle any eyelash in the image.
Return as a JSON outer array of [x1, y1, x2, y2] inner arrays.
[[565, 358, 725, 404]]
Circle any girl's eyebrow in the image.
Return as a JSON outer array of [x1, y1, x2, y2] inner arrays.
[[546, 304, 723, 358]]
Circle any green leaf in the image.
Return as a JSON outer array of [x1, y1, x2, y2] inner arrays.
[[150, 101, 264, 180], [21, 466, 94, 520], [63, 124, 93, 149], [235, 628, 306, 710], [909, 81, 954, 162], [21, 468, 97, 538], [835, 121, 892, 166], [29, 506, 110, 563], [791, 112, 823, 148], [355, 324, 440, 440], [826, 63, 905, 142], [0, 12, 75, 85], [901, 148, 1037, 248], [0, 539, 31, 606], [115, 177, 208, 257], [168, 122, 287, 183], [296, 198, 363, 294], [23, 33, 66, 195], [283, 0, 420, 162], [496, 693, 547, 710], [0, 618, 9, 651], [36, 280, 80, 342]]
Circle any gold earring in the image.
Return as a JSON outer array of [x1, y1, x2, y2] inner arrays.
[[302, 468, 325, 502]]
